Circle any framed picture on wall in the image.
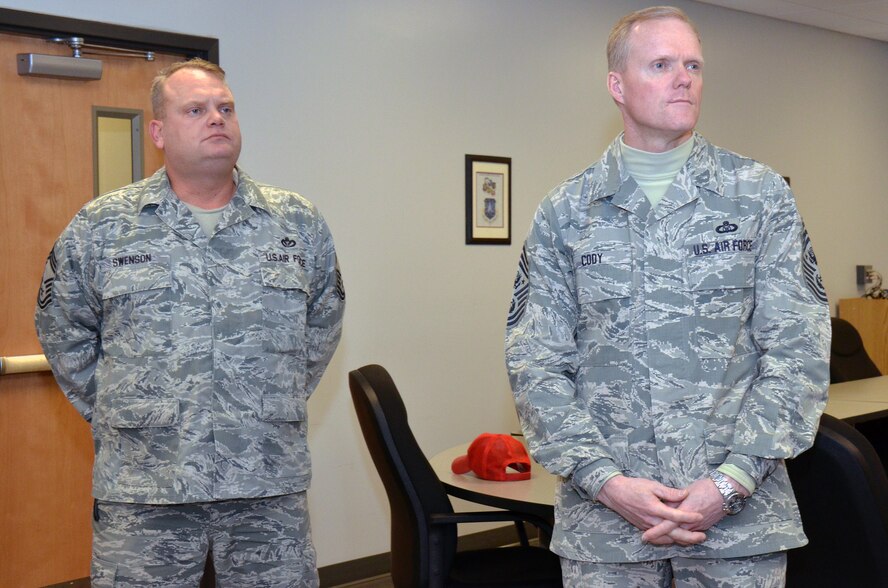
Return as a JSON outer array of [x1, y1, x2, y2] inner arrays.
[[465, 154, 511, 245]]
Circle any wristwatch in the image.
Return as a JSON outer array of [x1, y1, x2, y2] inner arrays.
[[709, 470, 747, 515]]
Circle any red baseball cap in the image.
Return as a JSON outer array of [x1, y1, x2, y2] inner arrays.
[[451, 433, 531, 481]]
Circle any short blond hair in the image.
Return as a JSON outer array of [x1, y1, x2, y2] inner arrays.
[[607, 6, 701, 72], [150, 58, 227, 119]]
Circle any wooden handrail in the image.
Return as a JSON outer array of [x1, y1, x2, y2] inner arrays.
[[0, 354, 50, 376]]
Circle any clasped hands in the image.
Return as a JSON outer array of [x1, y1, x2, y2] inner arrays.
[[596, 474, 745, 546]]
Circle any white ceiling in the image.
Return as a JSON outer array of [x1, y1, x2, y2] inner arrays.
[[693, 0, 888, 42]]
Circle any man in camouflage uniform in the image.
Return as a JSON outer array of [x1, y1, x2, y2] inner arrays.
[[35, 59, 344, 586], [505, 6, 830, 586]]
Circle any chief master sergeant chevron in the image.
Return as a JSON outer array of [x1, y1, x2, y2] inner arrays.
[[35, 58, 344, 587], [505, 6, 830, 587]]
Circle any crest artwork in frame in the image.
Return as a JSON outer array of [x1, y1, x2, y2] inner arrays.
[[465, 154, 511, 245]]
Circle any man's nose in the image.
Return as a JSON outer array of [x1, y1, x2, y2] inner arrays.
[[675, 68, 692, 88]]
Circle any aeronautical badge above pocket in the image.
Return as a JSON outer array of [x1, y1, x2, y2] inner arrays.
[[261, 239, 309, 271], [685, 215, 757, 258]]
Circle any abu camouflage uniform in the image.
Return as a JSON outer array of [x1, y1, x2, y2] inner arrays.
[[35, 167, 344, 584], [505, 134, 830, 563], [560, 551, 787, 588], [90, 493, 319, 586]]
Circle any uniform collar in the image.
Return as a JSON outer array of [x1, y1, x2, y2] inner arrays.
[[134, 166, 272, 240], [135, 166, 270, 211], [584, 132, 724, 218]]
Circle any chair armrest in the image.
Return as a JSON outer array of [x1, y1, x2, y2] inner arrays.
[[429, 510, 553, 536]]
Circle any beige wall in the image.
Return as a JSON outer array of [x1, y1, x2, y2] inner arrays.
[[3, 0, 887, 567]]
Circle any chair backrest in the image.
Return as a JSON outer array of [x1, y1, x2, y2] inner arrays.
[[786, 413, 888, 586], [830, 317, 881, 383], [349, 364, 458, 587]]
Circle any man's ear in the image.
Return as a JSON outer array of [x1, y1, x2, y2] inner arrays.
[[148, 119, 164, 150], [607, 72, 625, 105]]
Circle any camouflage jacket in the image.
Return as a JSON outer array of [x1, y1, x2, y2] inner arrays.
[[35, 168, 345, 504], [505, 134, 830, 562]]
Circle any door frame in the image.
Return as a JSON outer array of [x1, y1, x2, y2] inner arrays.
[[0, 9, 218, 586], [0, 7, 218, 63]]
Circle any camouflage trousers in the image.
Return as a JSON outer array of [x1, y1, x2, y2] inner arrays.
[[561, 552, 786, 588], [91, 492, 318, 587]]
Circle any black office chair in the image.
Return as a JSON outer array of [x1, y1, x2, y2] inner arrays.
[[786, 413, 888, 586], [829, 317, 881, 384], [349, 364, 562, 588], [828, 316, 888, 467]]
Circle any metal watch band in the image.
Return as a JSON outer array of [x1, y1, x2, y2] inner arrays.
[[709, 470, 747, 515]]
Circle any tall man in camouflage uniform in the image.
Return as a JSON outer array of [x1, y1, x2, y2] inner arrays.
[[505, 6, 829, 586], [35, 59, 344, 586]]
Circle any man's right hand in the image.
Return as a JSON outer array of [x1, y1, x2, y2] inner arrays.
[[595, 475, 705, 545]]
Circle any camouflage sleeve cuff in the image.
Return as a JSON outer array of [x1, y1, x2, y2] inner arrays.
[[717, 464, 756, 494], [719, 453, 778, 494], [572, 459, 622, 501]]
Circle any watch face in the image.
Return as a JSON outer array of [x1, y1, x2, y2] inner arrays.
[[725, 494, 746, 515]]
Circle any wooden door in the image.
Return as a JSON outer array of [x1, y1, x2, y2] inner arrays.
[[0, 32, 180, 587]]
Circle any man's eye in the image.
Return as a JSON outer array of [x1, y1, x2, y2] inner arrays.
[[188, 108, 202, 115]]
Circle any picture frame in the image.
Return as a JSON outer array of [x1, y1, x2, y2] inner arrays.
[[465, 154, 511, 245]]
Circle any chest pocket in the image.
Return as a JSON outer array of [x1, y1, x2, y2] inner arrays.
[[573, 227, 632, 365], [100, 255, 172, 358], [685, 226, 756, 359], [260, 261, 310, 402], [261, 262, 309, 354]]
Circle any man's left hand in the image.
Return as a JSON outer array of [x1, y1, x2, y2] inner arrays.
[[641, 475, 748, 544]]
